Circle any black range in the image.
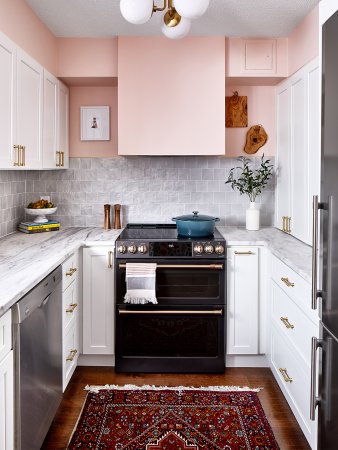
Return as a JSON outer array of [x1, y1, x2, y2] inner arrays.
[[114, 223, 226, 374]]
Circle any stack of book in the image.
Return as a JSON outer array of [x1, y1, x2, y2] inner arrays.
[[18, 220, 60, 234]]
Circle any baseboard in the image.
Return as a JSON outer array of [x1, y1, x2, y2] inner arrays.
[[226, 355, 268, 367], [78, 354, 115, 366]]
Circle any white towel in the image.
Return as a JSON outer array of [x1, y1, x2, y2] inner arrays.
[[124, 263, 157, 304]]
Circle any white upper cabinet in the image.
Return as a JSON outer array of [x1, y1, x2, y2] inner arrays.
[[275, 58, 320, 244], [0, 31, 69, 170], [57, 81, 69, 169], [0, 33, 16, 169], [42, 70, 58, 169], [42, 74, 69, 169], [16, 49, 43, 169], [275, 81, 291, 231]]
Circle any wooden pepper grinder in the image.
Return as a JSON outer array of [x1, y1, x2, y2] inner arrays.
[[114, 204, 122, 229], [104, 204, 111, 230]]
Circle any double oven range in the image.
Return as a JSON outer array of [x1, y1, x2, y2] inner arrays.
[[115, 224, 226, 373]]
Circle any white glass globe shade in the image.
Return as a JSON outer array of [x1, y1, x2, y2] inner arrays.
[[162, 17, 191, 39], [120, 0, 153, 25], [174, 0, 210, 19]]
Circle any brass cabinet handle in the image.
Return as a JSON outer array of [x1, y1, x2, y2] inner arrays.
[[234, 251, 254, 255], [108, 251, 113, 269], [280, 316, 294, 329], [66, 303, 78, 313], [20, 145, 25, 166], [281, 277, 295, 287], [279, 367, 293, 383], [61, 151, 65, 167], [13, 145, 20, 166], [66, 349, 78, 362], [282, 216, 291, 233], [56, 151, 61, 167], [66, 267, 77, 276]]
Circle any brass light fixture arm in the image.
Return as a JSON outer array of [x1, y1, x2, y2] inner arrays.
[[153, 0, 167, 13]]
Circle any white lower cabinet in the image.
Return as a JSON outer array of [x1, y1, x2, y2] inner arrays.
[[83, 247, 115, 355], [227, 246, 259, 354], [62, 252, 80, 391], [0, 310, 14, 450], [269, 254, 319, 449]]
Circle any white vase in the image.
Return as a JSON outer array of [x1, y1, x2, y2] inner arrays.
[[246, 202, 260, 231]]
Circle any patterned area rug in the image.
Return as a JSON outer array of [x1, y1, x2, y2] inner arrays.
[[68, 385, 280, 449]]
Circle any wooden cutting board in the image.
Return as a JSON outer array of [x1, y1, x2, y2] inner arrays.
[[244, 125, 268, 154], [226, 91, 248, 128]]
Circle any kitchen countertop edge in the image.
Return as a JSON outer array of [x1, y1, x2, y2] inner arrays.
[[0, 226, 312, 317]]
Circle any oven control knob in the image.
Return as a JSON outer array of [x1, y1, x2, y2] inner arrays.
[[204, 244, 214, 254], [215, 245, 225, 255], [128, 244, 137, 254], [193, 244, 204, 255], [138, 244, 148, 254], [117, 245, 127, 254]]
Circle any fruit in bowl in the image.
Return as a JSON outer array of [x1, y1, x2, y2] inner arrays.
[[25, 199, 57, 223], [27, 199, 55, 209]]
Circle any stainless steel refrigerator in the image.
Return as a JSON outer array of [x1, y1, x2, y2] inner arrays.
[[311, 8, 338, 450]]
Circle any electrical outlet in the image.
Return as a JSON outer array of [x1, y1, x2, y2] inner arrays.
[[40, 196, 50, 202]]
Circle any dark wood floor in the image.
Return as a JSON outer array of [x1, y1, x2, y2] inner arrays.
[[42, 367, 310, 450]]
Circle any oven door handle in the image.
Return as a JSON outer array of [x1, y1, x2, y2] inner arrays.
[[118, 309, 223, 316], [118, 263, 224, 270]]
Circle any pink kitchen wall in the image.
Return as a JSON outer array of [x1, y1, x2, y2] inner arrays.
[[70, 86, 118, 157], [0, 0, 57, 74], [288, 5, 319, 76], [225, 85, 275, 157], [57, 38, 118, 78]]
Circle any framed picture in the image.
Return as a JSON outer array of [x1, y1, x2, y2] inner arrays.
[[80, 106, 110, 141]]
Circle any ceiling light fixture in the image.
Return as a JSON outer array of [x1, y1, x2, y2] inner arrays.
[[120, 0, 209, 40]]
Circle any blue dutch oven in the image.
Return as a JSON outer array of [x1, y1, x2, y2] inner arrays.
[[172, 211, 220, 237]]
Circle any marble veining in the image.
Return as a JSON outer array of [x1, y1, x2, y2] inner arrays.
[[0, 226, 312, 318]]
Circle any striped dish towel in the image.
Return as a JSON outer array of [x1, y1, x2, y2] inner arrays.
[[124, 263, 157, 305]]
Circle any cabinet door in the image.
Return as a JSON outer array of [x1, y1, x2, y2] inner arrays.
[[227, 247, 259, 354], [290, 68, 308, 241], [83, 247, 115, 354], [16, 49, 43, 169], [275, 81, 291, 230], [58, 81, 69, 169], [0, 350, 14, 450], [0, 33, 16, 169], [42, 70, 58, 169]]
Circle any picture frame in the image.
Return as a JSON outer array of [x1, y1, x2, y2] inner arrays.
[[80, 106, 110, 141]]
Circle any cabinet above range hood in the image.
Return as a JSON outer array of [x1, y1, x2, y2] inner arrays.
[[118, 36, 225, 156]]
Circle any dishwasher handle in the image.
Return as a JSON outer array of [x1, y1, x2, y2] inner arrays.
[[12, 266, 62, 324]]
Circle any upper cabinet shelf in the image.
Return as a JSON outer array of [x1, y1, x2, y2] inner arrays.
[[226, 37, 288, 86]]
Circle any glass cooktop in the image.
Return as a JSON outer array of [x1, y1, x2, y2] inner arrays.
[[117, 223, 224, 241]]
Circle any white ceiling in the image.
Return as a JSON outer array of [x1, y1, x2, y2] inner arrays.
[[25, 0, 319, 38]]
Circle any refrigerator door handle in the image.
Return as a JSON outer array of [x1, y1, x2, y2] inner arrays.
[[312, 195, 323, 310], [310, 336, 322, 421]]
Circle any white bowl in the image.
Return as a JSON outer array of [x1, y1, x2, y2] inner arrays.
[[25, 207, 57, 223]]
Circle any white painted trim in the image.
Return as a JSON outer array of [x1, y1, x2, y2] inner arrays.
[[226, 355, 268, 368], [78, 354, 115, 366]]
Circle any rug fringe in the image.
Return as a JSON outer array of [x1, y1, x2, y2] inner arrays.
[[84, 384, 262, 393]]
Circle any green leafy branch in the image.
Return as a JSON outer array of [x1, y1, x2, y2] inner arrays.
[[225, 155, 274, 202]]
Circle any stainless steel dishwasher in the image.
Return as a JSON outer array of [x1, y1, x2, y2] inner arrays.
[[12, 266, 63, 450]]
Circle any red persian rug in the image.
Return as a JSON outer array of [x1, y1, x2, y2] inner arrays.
[[68, 385, 279, 449]]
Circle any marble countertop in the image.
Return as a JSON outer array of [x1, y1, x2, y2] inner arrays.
[[0, 227, 121, 317], [0, 226, 312, 318], [217, 227, 312, 283]]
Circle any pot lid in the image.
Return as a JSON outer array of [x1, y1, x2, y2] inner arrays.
[[173, 211, 219, 222]]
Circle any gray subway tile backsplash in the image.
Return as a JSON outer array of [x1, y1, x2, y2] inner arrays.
[[0, 156, 275, 238]]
